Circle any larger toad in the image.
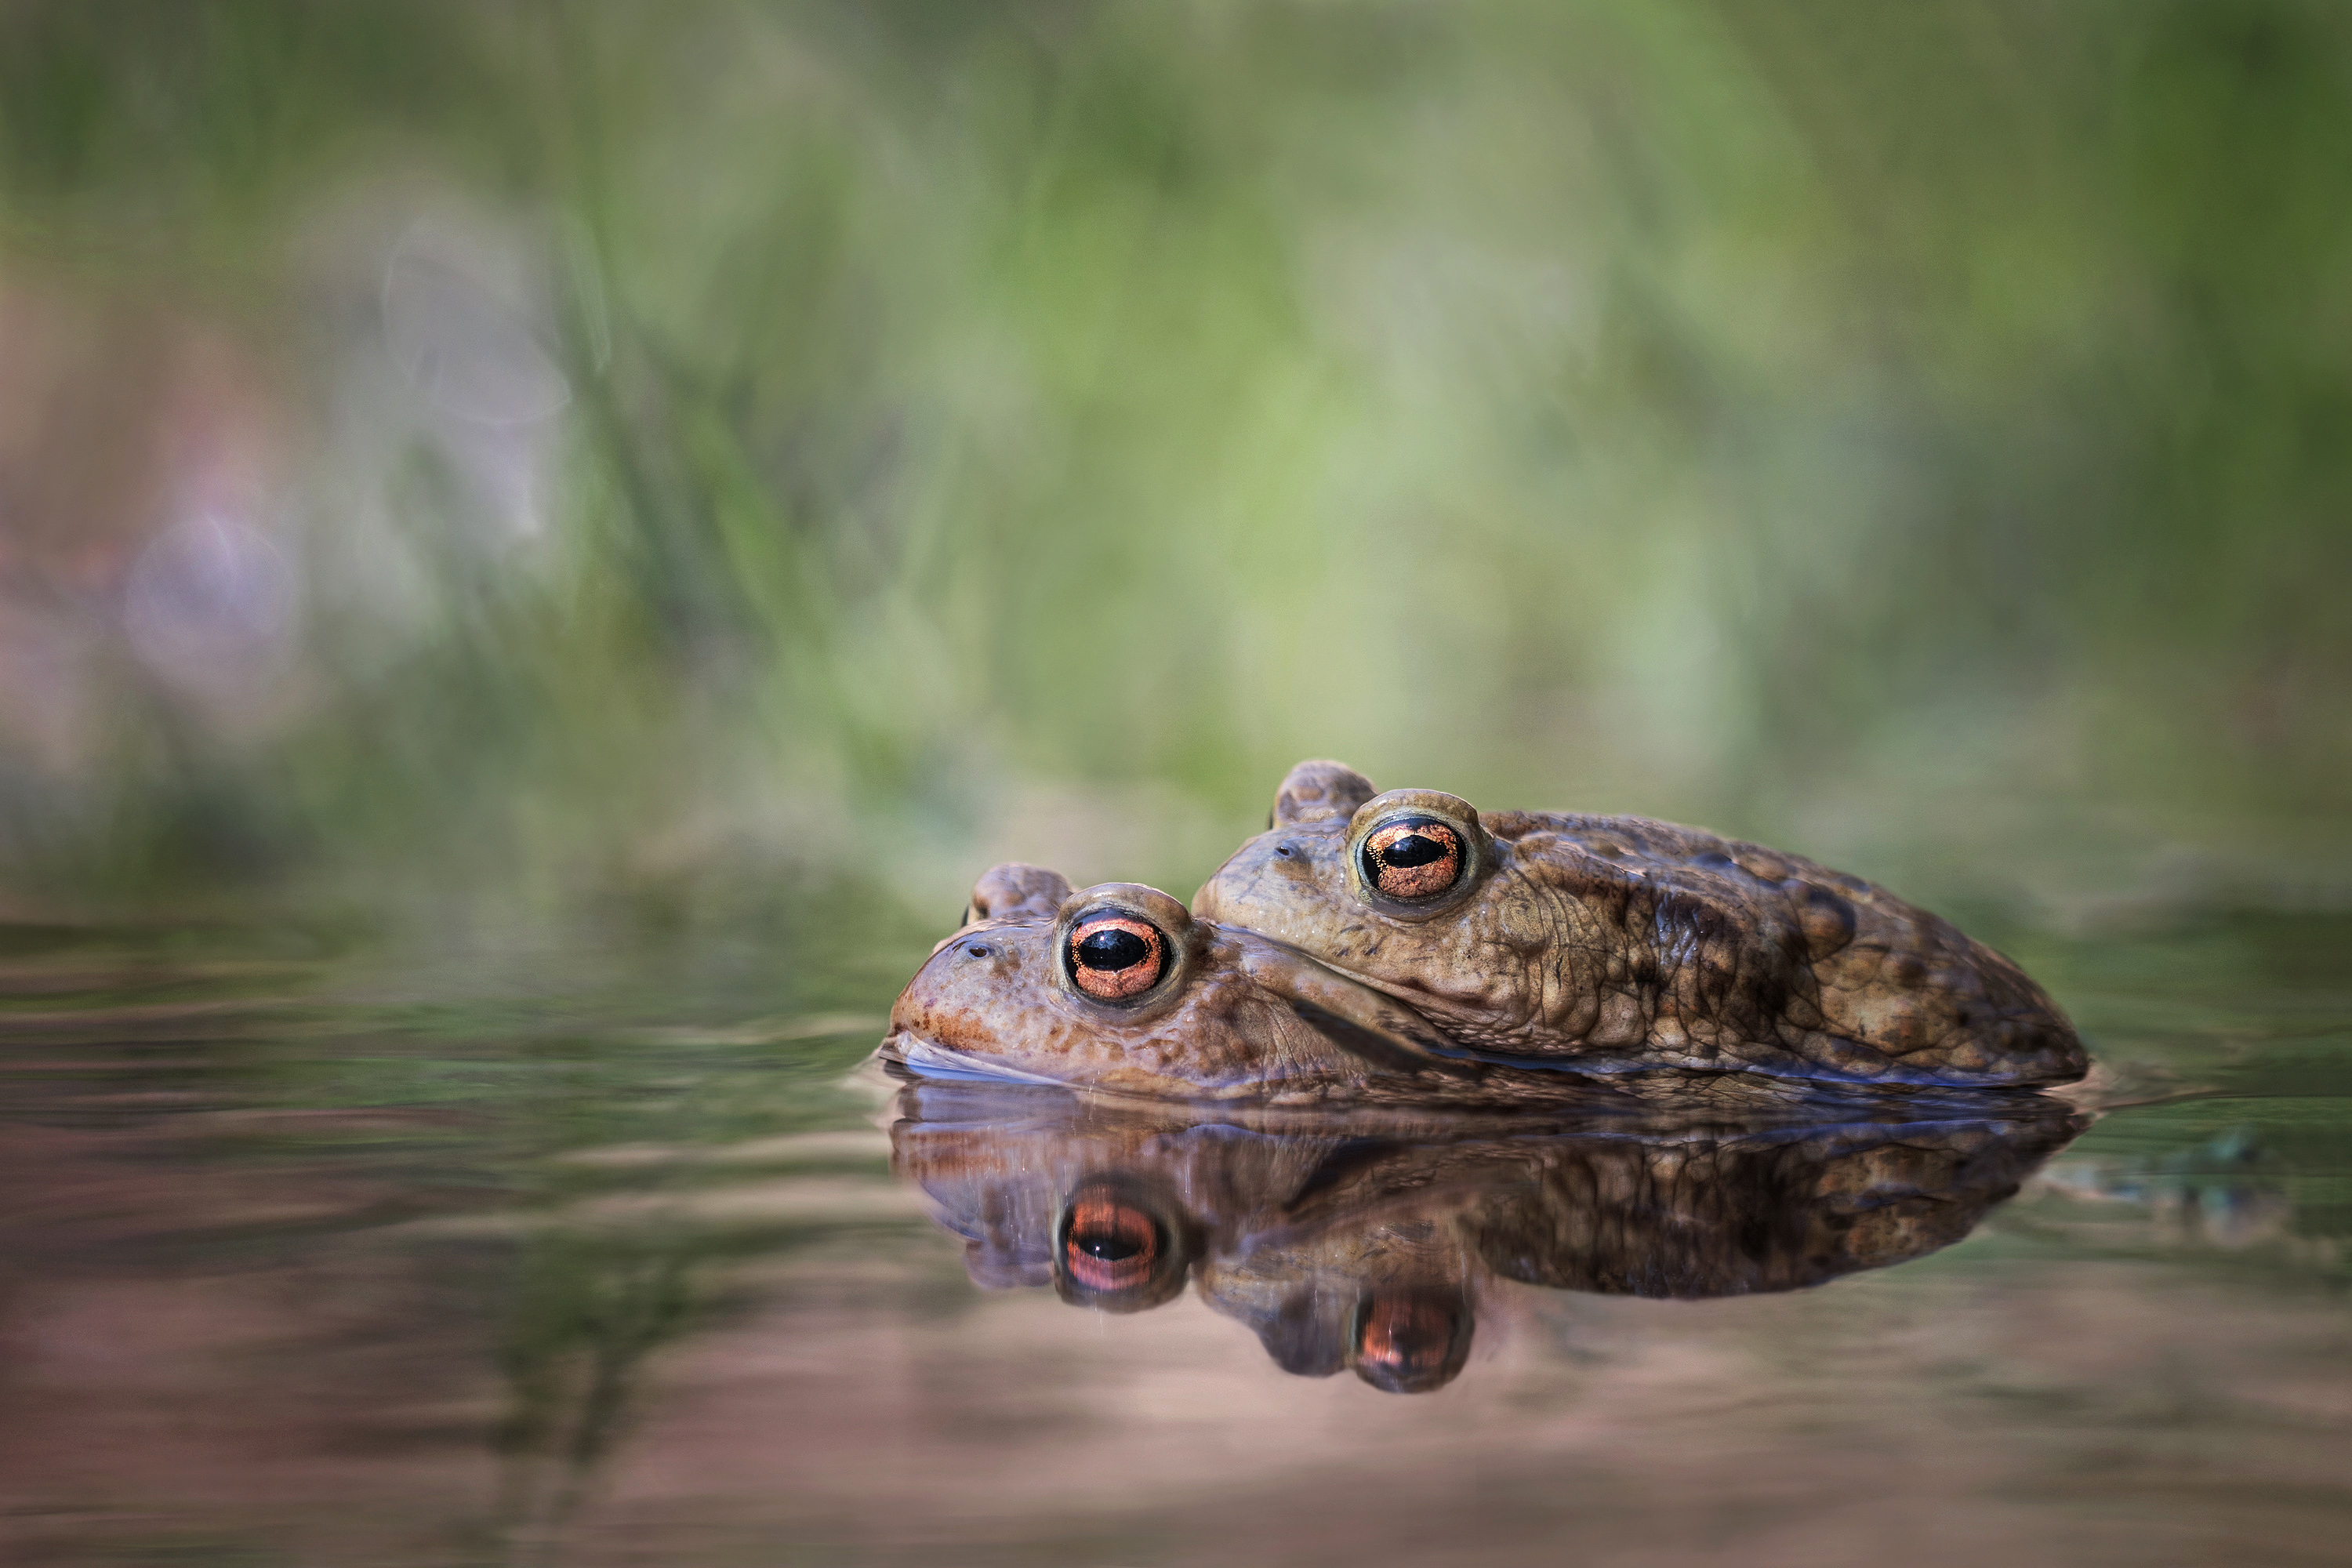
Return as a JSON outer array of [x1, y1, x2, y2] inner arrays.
[[1190, 760, 2086, 1088]]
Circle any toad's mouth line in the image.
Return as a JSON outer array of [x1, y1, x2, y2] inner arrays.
[[1305, 961, 1470, 1023], [885, 1030, 1070, 1087]]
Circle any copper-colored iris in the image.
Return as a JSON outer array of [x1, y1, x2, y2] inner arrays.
[[1066, 914, 1166, 1000], [1363, 820, 1462, 901], [1356, 1294, 1461, 1379], [1061, 1192, 1162, 1294]]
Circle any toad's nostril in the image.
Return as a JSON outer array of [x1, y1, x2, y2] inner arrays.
[[965, 943, 990, 958]]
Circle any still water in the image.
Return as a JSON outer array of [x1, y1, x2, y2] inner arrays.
[[3, 909, 2347, 1566]]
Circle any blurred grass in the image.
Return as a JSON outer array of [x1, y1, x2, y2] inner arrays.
[[0, 0, 2346, 931]]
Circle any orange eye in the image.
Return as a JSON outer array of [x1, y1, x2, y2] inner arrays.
[[1361, 819, 1462, 901], [1065, 914, 1167, 1000], [1061, 1192, 1163, 1293], [1352, 1291, 1469, 1392]]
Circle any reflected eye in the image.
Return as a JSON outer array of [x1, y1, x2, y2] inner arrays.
[[1358, 1294, 1454, 1368], [1065, 914, 1167, 1000], [1352, 1291, 1468, 1393], [1061, 1192, 1163, 1293], [1361, 819, 1463, 901]]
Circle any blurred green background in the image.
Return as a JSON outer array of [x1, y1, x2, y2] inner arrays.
[[1, 0, 2347, 938]]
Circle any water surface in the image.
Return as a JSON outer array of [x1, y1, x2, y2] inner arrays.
[[3, 910, 2347, 1566]]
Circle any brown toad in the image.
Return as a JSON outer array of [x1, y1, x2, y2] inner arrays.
[[886, 863, 1486, 1105], [1189, 760, 2086, 1088]]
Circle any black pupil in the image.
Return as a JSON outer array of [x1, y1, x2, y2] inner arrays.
[[1075, 928, 1151, 971], [1074, 1230, 1148, 1261], [1381, 831, 1450, 869]]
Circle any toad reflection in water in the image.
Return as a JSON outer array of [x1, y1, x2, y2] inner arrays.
[[887, 1080, 2088, 1393]]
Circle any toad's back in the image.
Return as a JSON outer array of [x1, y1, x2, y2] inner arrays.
[[1480, 810, 2082, 1084]]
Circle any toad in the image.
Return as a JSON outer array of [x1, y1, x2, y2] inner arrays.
[[1190, 761, 2085, 1088], [887, 862, 1514, 1106]]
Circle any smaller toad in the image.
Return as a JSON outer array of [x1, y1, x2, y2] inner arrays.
[[886, 863, 1490, 1105]]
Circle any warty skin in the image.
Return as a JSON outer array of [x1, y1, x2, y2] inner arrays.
[[1189, 760, 2087, 1089], [887, 865, 1499, 1106]]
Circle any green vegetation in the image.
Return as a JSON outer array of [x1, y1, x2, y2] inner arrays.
[[0, 1, 2346, 931]]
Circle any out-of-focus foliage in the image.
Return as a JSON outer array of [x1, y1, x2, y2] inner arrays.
[[0, 0, 2345, 927]]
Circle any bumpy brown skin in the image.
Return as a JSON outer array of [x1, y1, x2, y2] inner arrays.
[[896, 870, 1893, 1109], [1191, 761, 2087, 1089], [887, 866, 1518, 1107]]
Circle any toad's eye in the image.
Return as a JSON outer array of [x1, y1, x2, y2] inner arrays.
[[1065, 914, 1166, 1000], [1362, 819, 1462, 902], [1352, 1290, 1470, 1394], [1061, 1192, 1164, 1294]]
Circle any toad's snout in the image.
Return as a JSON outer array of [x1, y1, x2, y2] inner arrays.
[[890, 933, 1021, 1047], [1192, 834, 1313, 923]]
